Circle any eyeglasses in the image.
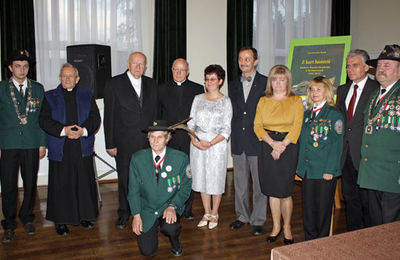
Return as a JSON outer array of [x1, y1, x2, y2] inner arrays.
[[205, 78, 218, 82]]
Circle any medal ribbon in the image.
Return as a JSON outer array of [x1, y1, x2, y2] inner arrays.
[[153, 155, 165, 168]]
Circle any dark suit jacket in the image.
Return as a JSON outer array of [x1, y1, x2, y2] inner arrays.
[[103, 71, 158, 154], [158, 79, 204, 155], [228, 71, 267, 156], [336, 77, 379, 170]]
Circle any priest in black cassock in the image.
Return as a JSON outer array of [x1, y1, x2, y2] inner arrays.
[[158, 58, 204, 219], [39, 63, 101, 236]]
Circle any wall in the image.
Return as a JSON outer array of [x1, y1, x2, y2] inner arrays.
[[186, 0, 232, 168], [350, 0, 400, 58]]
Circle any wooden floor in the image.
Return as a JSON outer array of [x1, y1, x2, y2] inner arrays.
[[0, 171, 348, 259]]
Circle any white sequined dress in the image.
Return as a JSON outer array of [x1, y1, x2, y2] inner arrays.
[[188, 94, 232, 195]]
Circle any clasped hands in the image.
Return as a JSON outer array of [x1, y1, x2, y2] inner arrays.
[[270, 141, 286, 160], [132, 206, 176, 236], [192, 139, 212, 150], [64, 125, 84, 139]]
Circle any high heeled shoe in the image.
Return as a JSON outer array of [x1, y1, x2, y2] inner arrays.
[[284, 237, 294, 245], [208, 214, 219, 230], [197, 214, 211, 227], [266, 227, 282, 243]]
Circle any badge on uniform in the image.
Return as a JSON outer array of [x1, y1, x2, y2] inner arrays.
[[334, 120, 343, 134], [186, 165, 192, 178], [166, 165, 172, 172], [161, 172, 167, 178]]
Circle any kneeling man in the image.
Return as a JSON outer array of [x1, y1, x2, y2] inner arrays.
[[128, 120, 191, 257]]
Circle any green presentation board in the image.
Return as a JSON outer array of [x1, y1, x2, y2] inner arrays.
[[287, 36, 352, 96]]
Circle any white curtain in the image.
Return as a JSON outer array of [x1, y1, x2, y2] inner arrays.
[[34, 0, 154, 90], [253, 0, 332, 76]]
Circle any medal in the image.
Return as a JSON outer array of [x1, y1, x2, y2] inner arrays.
[[313, 142, 319, 147], [177, 175, 181, 190], [172, 177, 176, 189], [19, 114, 27, 125], [167, 179, 173, 192], [161, 172, 167, 178], [365, 124, 373, 134]]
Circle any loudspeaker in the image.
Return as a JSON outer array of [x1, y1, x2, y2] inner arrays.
[[67, 44, 111, 99]]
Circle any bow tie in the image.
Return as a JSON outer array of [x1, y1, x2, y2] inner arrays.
[[241, 76, 252, 82]]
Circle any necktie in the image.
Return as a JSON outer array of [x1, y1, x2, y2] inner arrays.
[[19, 84, 24, 98], [311, 107, 321, 120], [155, 155, 161, 183], [376, 88, 387, 106], [347, 84, 358, 122]]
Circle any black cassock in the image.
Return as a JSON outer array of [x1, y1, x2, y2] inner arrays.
[[40, 87, 101, 225]]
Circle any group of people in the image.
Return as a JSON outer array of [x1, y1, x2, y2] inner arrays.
[[0, 43, 399, 257]]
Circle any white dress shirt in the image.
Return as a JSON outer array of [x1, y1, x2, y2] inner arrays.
[[345, 76, 368, 111], [127, 71, 142, 97]]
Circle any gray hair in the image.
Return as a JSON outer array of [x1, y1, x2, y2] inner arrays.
[[347, 49, 370, 64], [59, 63, 79, 77]]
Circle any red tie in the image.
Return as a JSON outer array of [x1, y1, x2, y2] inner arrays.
[[347, 84, 358, 122]]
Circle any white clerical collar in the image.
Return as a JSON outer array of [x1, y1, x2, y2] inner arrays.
[[174, 78, 187, 86]]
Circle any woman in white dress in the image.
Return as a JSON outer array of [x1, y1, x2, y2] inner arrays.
[[188, 64, 232, 230]]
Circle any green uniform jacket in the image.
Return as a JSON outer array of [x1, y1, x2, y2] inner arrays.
[[358, 80, 400, 193], [127, 147, 191, 233], [0, 79, 46, 149], [297, 104, 344, 179]]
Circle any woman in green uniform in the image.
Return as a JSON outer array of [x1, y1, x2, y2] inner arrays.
[[297, 76, 344, 240]]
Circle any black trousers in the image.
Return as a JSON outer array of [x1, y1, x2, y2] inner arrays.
[[0, 149, 39, 230], [302, 174, 336, 241], [341, 152, 371, 231], [367, 189, 400, 226], [137, 216, 181, 256], [115, 151, 134, 220]]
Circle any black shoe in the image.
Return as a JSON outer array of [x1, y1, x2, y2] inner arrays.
[[2, 229, 14, 243], [252, 225, 263, 236], [81, 221, 94, 229], [184, 213, 195, 220], [229, 220, 246, 230], [266, 228, 282, 243], [55, 224, 70, 236], [115, 217, 127, 229], [171, 247, 183, 257], [284, 237, 294, 245], [24, 222, 35, 235]]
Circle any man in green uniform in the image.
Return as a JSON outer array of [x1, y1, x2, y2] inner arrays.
[[128, 120, 191, 257], [0, 50, 46, 243], [358, 44, 400, 226]]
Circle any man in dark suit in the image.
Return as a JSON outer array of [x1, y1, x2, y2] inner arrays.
[[336, 49, 379, 231], [0, 50, 46, 243], [103, 52, 158, 229], [159, 58, 204, 219], [228, 47, 268, 235]]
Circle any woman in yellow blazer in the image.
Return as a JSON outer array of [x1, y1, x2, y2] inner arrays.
[[296, 76, 344, 240], [254, 65, 303, 244]]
